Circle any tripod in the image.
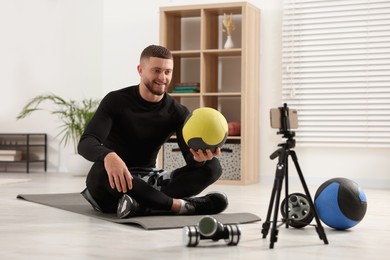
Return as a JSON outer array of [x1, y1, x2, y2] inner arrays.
[[261, 108, 328, 249]]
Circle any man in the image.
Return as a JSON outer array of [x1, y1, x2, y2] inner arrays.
[[78, 45, 228, 218]]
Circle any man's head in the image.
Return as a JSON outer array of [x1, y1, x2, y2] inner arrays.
[[140, 44, 173, 61], [138, 45, 174, 102]]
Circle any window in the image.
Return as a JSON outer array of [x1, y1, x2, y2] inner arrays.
[[282, 0, 390, 147]]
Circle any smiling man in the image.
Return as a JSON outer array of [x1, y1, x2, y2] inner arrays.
[[78, 45, 228, 218], [138, 54, 172, 98]]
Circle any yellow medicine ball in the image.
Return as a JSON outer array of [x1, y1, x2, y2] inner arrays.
[[182, 107, 228, 152]]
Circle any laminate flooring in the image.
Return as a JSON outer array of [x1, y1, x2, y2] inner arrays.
[[0, 172, 389, 259]]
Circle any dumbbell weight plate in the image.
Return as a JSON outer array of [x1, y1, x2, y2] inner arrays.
[[224, 224, 241, 246], [183, 225, 200, 247], [198, 215, 219, 237]]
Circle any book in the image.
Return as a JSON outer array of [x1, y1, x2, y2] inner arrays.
[[0, 150, 22, 155], [173, 86, 200, 90], [0, 150, 22, 161], [172, 82, 200, 94], [172, 89, 200, 93], [172, 84, 200, 93], [174, 82, 200, 87]]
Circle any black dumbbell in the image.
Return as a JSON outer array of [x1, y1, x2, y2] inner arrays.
[[183, 216, 241, 247]]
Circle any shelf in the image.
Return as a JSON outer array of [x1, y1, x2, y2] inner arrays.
[[0, 160, 46, 163], [0, 144, 46, 147], [202, 92, 241, 97], [169, 92, 241, 97], [168, 135, 241, 141], [0, 133, 47, 173], [171, 50, 201, 56], [171, 49, 242, 55], [202, 49, 241, 55], [169, 93, 202, 97]]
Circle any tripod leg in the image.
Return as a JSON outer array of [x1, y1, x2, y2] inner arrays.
[[263, 147, 292, 248], [262, 148, 285, 239], [284, 157, 289, 228], [261, 179, 277, 239], [290, 151, 329, 245], [270, 176, 284, 248], [263, 149, 288, 248]]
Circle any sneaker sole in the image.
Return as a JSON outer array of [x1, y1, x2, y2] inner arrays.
[[117, 195, 137, 219]]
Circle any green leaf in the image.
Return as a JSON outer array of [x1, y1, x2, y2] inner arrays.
[[17, 93, 100, 154]]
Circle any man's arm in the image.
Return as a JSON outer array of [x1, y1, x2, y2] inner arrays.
[[77, 94, 114, 162], [78, 93, 133, 193]]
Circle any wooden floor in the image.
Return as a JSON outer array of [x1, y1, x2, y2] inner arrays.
[[0, 172, 389, 259]]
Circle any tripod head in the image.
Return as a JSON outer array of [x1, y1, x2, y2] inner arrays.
[[270, 103, 298, 150]]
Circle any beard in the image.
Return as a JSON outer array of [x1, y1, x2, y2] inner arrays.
[[144, 80, 167, 96]]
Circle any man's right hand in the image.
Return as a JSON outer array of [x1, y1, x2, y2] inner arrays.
[[104, 152, 133, 193]]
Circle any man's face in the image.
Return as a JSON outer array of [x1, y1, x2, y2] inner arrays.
[[139, 57, 173, 96]]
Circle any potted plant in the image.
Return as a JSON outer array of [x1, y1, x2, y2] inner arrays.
[[17, 94, 100, 154]]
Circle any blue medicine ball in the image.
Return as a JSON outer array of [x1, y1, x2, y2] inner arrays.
[[314, 178, 367, 230]]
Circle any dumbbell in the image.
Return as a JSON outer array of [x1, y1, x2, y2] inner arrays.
[[183, 215, 241, 247]]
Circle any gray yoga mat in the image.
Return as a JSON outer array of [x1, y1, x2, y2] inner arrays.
[[17, 193, 261, 230]]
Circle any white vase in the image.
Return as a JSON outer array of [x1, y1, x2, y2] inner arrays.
[[224, 35, 234, 49]]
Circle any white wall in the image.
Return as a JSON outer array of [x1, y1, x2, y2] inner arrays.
[[0, 0, 102, 171], [1, 0, 388, 189]]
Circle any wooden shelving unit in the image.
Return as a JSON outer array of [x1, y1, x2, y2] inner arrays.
[[160, 2, 260, 184]]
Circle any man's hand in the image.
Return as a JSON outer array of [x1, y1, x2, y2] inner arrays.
[[190, 147, 221, 162], [104, 152, 133, 193]]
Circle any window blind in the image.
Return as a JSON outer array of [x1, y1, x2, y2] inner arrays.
[[282, 0, 390, 147]]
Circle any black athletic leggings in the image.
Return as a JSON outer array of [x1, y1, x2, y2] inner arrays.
[[86, 158, 222, 213]]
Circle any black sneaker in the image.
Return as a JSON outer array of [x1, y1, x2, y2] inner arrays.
[[117, 194, 140, 219], [182, 192, 228, 215], [80, 188, 103, 212]]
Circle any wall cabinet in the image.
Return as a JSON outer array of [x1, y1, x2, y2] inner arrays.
[[0, 133, 47, 173], [160, 2, 260, 184]]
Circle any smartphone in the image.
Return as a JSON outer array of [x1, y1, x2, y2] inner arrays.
[[270, 108, 298, 129]]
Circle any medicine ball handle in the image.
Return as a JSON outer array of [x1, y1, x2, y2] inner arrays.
[[261, 103, 329, 249], [220, 148, 233, 153]]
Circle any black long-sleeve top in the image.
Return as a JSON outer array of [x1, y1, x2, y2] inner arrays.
[[78, 85, 201, 168]]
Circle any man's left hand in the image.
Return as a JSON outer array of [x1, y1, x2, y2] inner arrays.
[[190, 147, 221, 162]]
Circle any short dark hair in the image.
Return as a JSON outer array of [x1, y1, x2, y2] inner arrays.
[[140, 45, 173, 61]]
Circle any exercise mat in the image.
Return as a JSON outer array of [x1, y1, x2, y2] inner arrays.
[[17, 193, 261, 230]]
